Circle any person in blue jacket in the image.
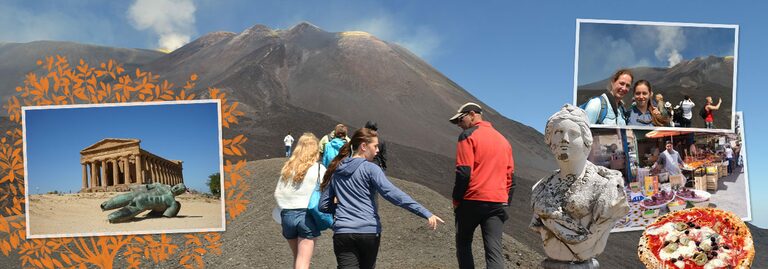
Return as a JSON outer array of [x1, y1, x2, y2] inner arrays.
[[319, 128, 444, 269], [322, 128, 347, 167]]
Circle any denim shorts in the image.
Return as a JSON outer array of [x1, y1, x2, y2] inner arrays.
[[281, 209, 320, 239]]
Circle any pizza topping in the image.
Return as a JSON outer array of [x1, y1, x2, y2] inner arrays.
[[663, 242, 679, 253], [640, 208, 754, 269], [693, 252, 709, 266], [646, 221, 737, 268], [679, 236, 691, 246]]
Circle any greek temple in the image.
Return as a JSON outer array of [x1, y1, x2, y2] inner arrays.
[[80, 138, 183, 190]]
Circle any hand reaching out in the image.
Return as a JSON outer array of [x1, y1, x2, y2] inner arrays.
[[427, 215, 444, 230]]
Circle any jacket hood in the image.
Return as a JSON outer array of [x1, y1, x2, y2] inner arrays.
[[335, 157, 367, 177], [330, 138, 346, 149]]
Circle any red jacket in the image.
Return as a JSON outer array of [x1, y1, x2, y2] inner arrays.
[[453, 121, 514, 206]]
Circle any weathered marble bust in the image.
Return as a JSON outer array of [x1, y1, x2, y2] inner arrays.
[[530, 104, 630, 265]]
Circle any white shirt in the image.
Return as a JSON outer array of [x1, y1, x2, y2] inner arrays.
[[681, 99, 695, 120], [283, 135, 294, 146], [274, 163, 327, 209], [725, 148, 734, 158], [658, 149, 683, 175]]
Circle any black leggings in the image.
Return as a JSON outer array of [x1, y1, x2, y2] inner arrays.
[[333, 233, 381, 269]]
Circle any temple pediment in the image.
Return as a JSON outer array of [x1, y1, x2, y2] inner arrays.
[[81, 138, 140, 153]]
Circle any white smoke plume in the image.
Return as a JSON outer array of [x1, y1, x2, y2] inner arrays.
[[127, 0, 196, 52], [654, 26, 685, 67]]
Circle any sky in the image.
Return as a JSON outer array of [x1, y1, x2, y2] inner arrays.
[[24, 101, 222, 194], [1, 1, 767, 228], [577, 21, 736, 84]]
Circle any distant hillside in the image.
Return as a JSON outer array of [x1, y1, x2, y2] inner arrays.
[[0, 41, 163, 100]]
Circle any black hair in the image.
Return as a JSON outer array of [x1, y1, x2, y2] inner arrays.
[[364, 121, 378, 131]]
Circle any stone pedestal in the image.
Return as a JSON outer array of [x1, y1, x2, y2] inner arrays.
[[541, 258, 599, 269]]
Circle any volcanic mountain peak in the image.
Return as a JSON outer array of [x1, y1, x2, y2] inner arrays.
[[237, 24, 278, 39], [339, 31, 373, 37], [283, 21, 325, 36], [195, 31, 236, 47]]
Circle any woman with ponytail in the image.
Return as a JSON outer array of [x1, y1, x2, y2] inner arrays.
[[319, 128, 444, 269], [274, 133, 326, 269]]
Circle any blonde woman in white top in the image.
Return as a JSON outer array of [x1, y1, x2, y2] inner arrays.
[[274, 133, 327, 269]]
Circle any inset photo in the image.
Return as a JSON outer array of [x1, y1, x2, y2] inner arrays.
[[23, 100, 225, 238], [589, 113, 750, 232], [574, 19, 738, 132]]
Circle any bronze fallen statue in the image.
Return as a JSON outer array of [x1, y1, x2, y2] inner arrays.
[[100, 183, 186, 223]]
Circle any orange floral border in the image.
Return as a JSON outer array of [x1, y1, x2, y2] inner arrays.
[[0, 55, 249, 268]]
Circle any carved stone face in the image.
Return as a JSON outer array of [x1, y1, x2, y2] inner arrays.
[[548, 119, 588, 163]]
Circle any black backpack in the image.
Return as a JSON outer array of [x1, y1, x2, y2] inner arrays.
[[673, 101, 684, 123], [699, 105, 708, 119]]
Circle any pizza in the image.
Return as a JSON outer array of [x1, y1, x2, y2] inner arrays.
[[638, 207, 754, 269]]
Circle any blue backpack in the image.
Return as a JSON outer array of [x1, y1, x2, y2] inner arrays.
[[307, 164, 333, 230], [579, 96, 608, 124]]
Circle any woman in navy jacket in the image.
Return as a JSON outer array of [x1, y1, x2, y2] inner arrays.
[[319, 128, 443, 269]]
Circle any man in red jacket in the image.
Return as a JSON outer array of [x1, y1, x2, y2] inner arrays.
[[448, 102, 515, 269]]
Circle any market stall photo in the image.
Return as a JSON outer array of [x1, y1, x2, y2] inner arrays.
[[589, 122, 751, 232]]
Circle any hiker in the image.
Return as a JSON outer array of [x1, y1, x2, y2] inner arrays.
[[703, 96, 723, 129], [655, 93, 673, 127], [364, 121, 387, 171], [322, 127, 347, 167], [448, 102, 514, 269], [676, 95, 695, 127], [284, 132, 295, 157], [627, 80, 656, 127], [319, 124, 350, 157], [274, 133, 327, 269], [319, 128, 443, 269], [580, 69, 633, 126], [627, 80, 667, 127]]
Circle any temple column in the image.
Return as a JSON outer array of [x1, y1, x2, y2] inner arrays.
[[91, 162, 98, 187], [135, 154, 143, 184], [82, 163, 88, 189], [111, 159, 118, 185], [100, 160, 107, 187], [151, 160, 158, 183], [157, 161, 164, 184], [122, 157, 130, 184], [157, 161, 162, 184], [162, 164, 168, 184]]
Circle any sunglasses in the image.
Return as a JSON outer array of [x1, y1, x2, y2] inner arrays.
[[455, 113, 469, 124]]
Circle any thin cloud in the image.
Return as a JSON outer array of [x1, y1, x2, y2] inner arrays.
[[579, 28, 641, 84], [345, 15, 441, 60], [0, 3, 115, 45]]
